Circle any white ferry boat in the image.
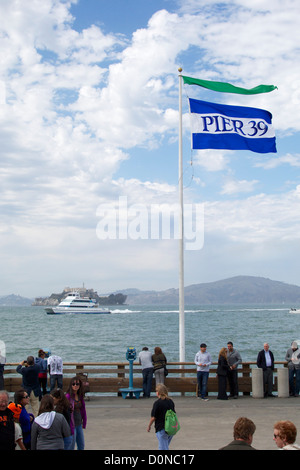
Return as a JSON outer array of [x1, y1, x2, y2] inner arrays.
[[45, 292, 111, 315]]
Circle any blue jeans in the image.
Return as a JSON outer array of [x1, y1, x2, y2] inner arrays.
[[197, 371, 209, 398], [142, 367, 153, 397], [50, 374, 63, 391], [71, 425, 85, 450], [64, 435, 73, 450], [156, 430, 173, 450], [289, 368, 300, 395]]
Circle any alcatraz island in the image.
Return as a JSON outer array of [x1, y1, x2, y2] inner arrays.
[[32, 286, 127, 307]]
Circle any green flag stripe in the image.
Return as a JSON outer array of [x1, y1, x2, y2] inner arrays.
[[182, 75, 277, 95]]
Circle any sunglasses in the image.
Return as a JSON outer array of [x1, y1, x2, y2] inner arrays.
[[72, 382, 80, 386]]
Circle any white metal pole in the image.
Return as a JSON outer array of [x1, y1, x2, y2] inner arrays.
[[178, 68, 185, 363]]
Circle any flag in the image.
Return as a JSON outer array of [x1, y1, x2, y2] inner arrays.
[[188, 98, 276, 154], [182, 75, 277, 95]]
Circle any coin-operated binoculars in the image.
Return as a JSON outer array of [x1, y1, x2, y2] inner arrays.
[[119, 347, 143, 399]]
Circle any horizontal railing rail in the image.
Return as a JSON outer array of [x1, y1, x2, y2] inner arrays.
[[3, 361, 288, 396]]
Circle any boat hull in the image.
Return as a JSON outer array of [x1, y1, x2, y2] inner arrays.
[[45, 307, 111, 315], [290, 309, 300, 314]]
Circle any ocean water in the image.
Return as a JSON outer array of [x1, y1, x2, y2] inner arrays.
[[0, 304, 298, 365]]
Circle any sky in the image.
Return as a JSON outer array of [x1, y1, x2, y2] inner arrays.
[[1, 0, 300, 298]]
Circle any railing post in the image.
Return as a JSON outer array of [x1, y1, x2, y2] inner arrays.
[[277, 367, 289, 397], [242, 363, 251, 396], [117, 364, 125, 397], [252, 367, 264, 398]]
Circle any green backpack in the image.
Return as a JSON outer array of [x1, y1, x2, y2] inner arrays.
[[164, 409, 180, 436]]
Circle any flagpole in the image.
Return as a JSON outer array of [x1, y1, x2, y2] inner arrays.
[[178, 67, 185, 363]]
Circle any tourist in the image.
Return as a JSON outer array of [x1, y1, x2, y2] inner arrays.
[[13, 389, 34, 450], [227, 341, 242, 398], [219, 417, 256, 450], [50, 388, 72, 449], [256, 343, 275, 397], [147, 384, 176, 450], [0, 345, 6, 390], [194, 343, 212, 401], [16, 356, 41, 416], [15, 421, 26, 450], [31, 394, 70, 450], [35, 349, 48, 396], [47, 354, 63, 391], [285, 341, 300, 396], [0, 390, 15, 450], [66, 376, 87, 450], [152, 347, 167, 386], [217, 347, 229, 400], [138, 347, 154, 398], [7, 401, 26, 450], [273, 420, 300, 450], [0, 364, 4, 391]]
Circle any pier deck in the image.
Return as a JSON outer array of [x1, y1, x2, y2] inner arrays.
[[82, 395, 299, 451], [6, 361, 297, 451]]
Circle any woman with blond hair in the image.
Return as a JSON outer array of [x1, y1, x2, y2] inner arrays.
[[147, 384, 175, 450], [217, 347, 230, 400]]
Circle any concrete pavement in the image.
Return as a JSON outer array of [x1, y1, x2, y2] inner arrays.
[[83, 394, 300, 451]]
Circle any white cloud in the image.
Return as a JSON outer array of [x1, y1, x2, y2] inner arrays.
[[205, 187, 300, 244], [193, 150, 230, 172], [255, 153, 300, 170], [221, 179, 259, 195]]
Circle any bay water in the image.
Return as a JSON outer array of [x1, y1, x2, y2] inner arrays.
[[0, 304, 299, 364]]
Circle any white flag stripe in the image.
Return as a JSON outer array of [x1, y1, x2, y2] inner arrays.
[[191, 113, 275, 139]]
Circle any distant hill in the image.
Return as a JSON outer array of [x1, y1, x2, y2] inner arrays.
[[0, 294, 33, 306], [125, 276, 300, 305], [2, 276, 300, 307]]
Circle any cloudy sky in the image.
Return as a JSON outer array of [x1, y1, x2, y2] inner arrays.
[[1, 0, 300, 298]]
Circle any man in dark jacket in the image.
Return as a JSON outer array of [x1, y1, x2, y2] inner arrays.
[[256, 343, 275, 397], [219, 417, 256, 450], [16, 356, 41, 416]]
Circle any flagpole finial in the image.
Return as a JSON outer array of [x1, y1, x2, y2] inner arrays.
[[178, 67, 182, 73]]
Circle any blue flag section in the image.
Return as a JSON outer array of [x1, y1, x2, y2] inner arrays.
[[188, 98, 277, 153]]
